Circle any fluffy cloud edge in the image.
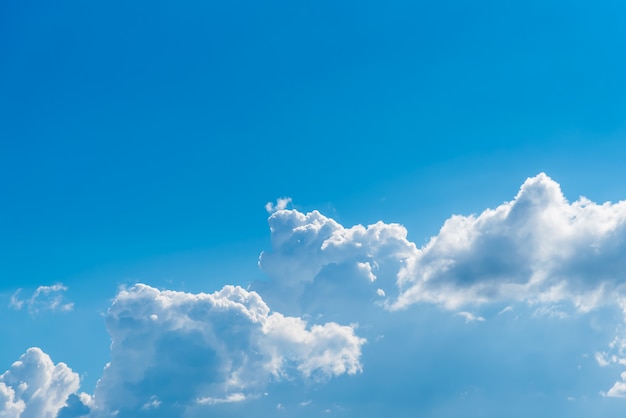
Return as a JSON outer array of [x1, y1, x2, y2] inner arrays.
[[88, 283, 364, 416], [258, 173, 626, 317], [5, 173, 626, 416], [0, 347, 82, 418], [257, 174, 626, 398]]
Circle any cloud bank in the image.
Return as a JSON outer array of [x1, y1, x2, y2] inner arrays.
[[254, 173, 626, 400], [256, 208, 416, 321], [4, 173, 626, 417]]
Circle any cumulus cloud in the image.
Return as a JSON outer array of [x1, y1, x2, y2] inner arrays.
[[90, 284, 364, 417], [9, 284, 74, 314], [5, 173, 626, 417], [0, 348, 81, 418], [393, 173, 626, 311], [256, 208, 417, 320], [258, 174, 626, 317], [0, 383, 24, 418], [256, 173, 626, 402], [2, 284, 364, 418]]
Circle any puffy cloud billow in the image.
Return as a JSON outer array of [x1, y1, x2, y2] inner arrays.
[[1, 286, 364, 418], [0, 348, 81, 418], [255, 173, 626, 400], [89, 284, 364, 417], [394, 173, 626, 311], [258, 173, 626, 315], [256, 208, 417, 320], [4, 173, 626, 417]]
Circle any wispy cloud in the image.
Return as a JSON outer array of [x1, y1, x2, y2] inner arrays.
[[9, 283, 74, 314], [197, 393, 247, 405], [497, 306, 513, 315], [457, 311, 486, 323]]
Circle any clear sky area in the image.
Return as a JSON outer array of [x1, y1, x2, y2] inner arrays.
[[2, 1, 626, 417]]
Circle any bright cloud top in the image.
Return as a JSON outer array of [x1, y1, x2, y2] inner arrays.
[[395, 173, 626, 311], [90, 284, 364, 417], [259, 173, 626, 316], [255, 173, 626, 400], [257, 207, 416, 319]]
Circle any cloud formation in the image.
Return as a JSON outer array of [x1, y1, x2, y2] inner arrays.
[[257, 208, 416, 320], [90, 284, 364, 417], [258, 174, 626, 317], [265, 197, 292, 214], [394, 173, 626, 311], [605, 372, 626, 397], [9, 284, 74, 314], [4, 173, 626, 417], [457, 311, 485, 323], [0, 348, 80, 418], [256, 174, 626, 399]]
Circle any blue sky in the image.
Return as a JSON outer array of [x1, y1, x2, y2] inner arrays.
[[2, 0, 626, 416]]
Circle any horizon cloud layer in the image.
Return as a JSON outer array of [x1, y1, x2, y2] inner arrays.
[[3, 173, 626, 417]]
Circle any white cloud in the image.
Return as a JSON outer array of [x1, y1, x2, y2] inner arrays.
[[5, 173, 626, 417], [497, 306, 513, 315], [0, 382, 25, 418], [265, 197, 292, 213], [90, 284, 364, 417], [256, 208, 417, 319], [9, 284, 74, 314], [604, 372, 626, 397], [393, 173, 626, 311], [8, 291, 24, 311], [257, 174, 626, 318], [532, 305, 569, 319], [0, 348, 80, 418], [595, 352, 610, 367], [254, 174, 626, 409], [196, 392, 246, 405], [594, 335, 626, 395], [140, 396, 161, 410], [457, 311, 485, 323]]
